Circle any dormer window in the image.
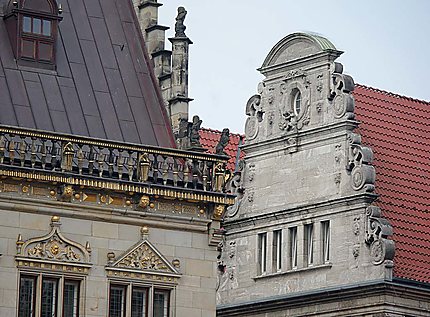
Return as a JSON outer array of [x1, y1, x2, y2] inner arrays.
[[3, 0, 62, 70]]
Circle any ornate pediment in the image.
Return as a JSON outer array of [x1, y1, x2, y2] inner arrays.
[[16, 216, 92, 274], [106, 227, 180, 283]]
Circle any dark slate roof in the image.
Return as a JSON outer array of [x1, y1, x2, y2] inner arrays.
[[0, 0, 175, 148], [354, 84, 430, 283]]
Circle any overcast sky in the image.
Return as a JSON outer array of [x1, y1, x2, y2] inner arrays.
[[158, 1, 430, 133]]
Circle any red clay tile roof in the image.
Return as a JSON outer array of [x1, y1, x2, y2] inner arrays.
[[0, 0, 175, 147], [199, 128, 245, 171], [354, 84, 430, 283]]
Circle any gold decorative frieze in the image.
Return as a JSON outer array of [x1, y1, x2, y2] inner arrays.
[[106, 227, 180, 283], [0, 169, 235, 205], [16, 216, 92, 273]]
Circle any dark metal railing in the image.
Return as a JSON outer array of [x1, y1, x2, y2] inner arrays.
[[0, 125, 229, 193]]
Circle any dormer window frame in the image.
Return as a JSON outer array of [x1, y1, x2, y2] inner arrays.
[[3, 0, 62, 70]]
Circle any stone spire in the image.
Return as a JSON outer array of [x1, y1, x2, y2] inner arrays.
[[168, 6, 193, 133]]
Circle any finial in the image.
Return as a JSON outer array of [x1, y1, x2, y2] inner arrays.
[[85, 241, 92, 253], [174, 6, 187, 37], [58, 3, 63, 14], [51, 215, 60, 223], [16, 234, 24, 253], [107, 252, 116, 265], [141, 226, 149, 238], [172, 258, 180, 268]]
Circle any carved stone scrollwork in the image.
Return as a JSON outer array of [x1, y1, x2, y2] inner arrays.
[[106, 227, 180, 282], [346, 132, 376, 192], [279, 71, 311, 132], [329, 62, 355, 120], [365, 206, 395, 265], [16, 216, 92, 273], [226, 160, 244, 218], [245, 94, 263, 140]]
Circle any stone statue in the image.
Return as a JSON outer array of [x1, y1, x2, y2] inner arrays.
[[190, 115, 202, 147], [216, 128, 230, 156], [175, 6, 187, 37]]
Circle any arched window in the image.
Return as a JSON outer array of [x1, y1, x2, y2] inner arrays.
[[293, 90, 302, 116], [3, 0, 62, 70]]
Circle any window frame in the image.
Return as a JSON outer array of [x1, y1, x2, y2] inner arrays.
[[272, 229, 282, 272], [257, 232, 268, 275], [18, 272, 83, 317], [322, 221, 331, 263], [289, 227, 298, 269], [304, 223, 314, 267], [293, 89, 302, 116], [108, 281, 172, 317]]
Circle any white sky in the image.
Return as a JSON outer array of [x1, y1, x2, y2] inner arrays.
[[158, 1, 430, 133]]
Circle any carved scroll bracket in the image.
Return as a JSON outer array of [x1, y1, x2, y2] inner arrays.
[[346, 132, 375, 192], [329, 62, 355, 120], [365, 206, 395, 265]]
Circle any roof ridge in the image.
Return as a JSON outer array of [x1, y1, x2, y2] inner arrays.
[[356, 83, 430, 106], [200, 127, 245, 138]]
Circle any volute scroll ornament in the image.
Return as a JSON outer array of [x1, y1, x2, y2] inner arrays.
[[329, 62, 355, 120], [346, 132, 376, 192], [365, 206, 395, 265], [245, 94, 263, 141]]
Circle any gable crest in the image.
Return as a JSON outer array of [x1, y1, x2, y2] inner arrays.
[[106, 227, 180, 283], [16, 216, 92, 274]]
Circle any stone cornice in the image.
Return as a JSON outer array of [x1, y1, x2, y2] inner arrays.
[[224, 193, 377, 233], [217, 280, 430, 317]]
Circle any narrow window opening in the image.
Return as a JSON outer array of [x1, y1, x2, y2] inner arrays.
[[63, 280, 80, 317], [131, 287, 148, 317], [257, 232, 267, 274], [293, 90, 302, 116], [304, 224, 314, 266], [41, 278, 58, 317], [154, 289, 170, 317], [272, 230, 282, 271], [289, 227, 298, 269], [109, 285, 127, 317], [18, 275, 36, 317], [322, 221, 330, 263]]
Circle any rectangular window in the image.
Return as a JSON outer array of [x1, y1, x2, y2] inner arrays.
[[131, 287, 148, 317], [41, 278, 58, 317], [289, 227, 298, 269], [304, 224, 314, 266], [109, 285, 126, 317], [153, 289, 170, 317], [18, 274, 81, 317], [42, 20, 51, 36], [63, 280, 79, 317], [33, 18, 42, 34], [322, 221, 330, 263], [272, 230, 282, 271], [18, 275, 36, 317], [23, 16, 32, 33], [257, 232, 267, 274], [109, 283, 170, 317]]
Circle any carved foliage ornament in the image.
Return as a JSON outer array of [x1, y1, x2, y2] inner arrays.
[[346, 132, 376, 192], [16, 216, 92, 270], [365, 206, 395, 265], [106, 228, 180, 280]]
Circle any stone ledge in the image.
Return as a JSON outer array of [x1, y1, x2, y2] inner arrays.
[[253, 263, 332, 280]]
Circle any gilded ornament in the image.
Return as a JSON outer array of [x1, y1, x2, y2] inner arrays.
[[125, 199, 132, 206], [149, 202, 155, 208], [139, 195, 150, 208], [74, 193, 80, 200]]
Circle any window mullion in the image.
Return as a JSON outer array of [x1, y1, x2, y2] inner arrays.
[[148, 287, 154, 317], [126, 284, 132, 317]]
